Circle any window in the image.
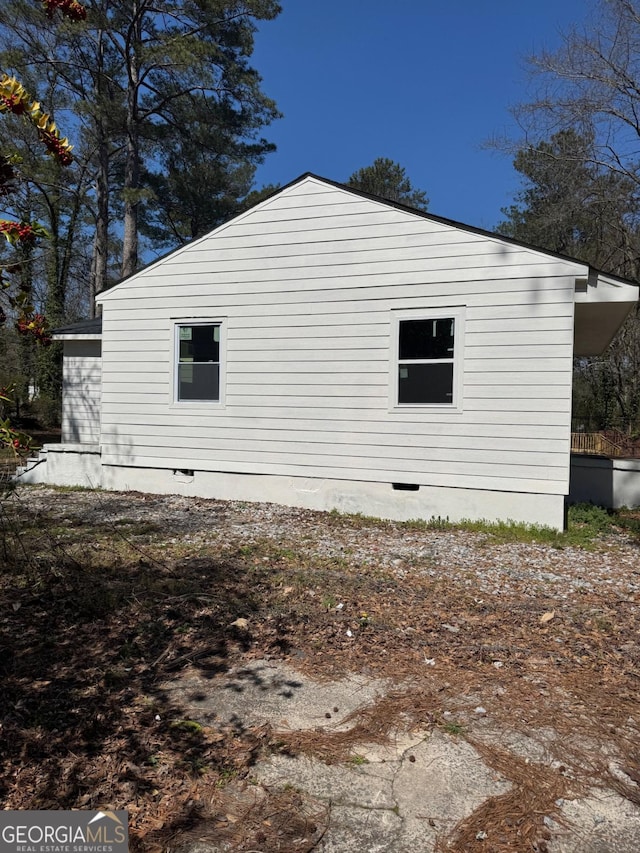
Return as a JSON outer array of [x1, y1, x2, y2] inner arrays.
[[175, 323, 221, 402], [392, 310, 463, 408]]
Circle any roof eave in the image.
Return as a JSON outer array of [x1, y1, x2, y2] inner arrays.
[[52, 333, 102, 341]]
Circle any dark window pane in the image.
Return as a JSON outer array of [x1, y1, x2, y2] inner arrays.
[[179, 325, 219, 363], [178, 363, 220, 401], [398, 362, 453, 404], [399, 318, 454, 360]]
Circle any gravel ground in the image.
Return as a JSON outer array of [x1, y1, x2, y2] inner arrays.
[[14, 485, 640, 602]]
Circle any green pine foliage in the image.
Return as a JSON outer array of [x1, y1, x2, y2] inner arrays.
[[347, 158, 429, 211], [0, 0, 282, 424], [498, 128, 640, 434], [0, 0, 282, 285]]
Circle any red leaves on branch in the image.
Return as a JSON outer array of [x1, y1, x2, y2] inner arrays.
[[0, 220, 36, 245], [0, 1, 81, 457], [42, 0, 86, 21], [16, 312, 50, 345], [0, 93, 27, 115], [0, 76, 75, 166], [38, 128, 74, 165]]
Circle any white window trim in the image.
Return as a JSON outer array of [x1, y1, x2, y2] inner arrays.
[[389, 306, 465, 413], [171, 318, 227, 408]]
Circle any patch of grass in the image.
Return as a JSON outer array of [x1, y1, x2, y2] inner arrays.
[[441, 720, 465, 736], [104, 667, 130, 687], [348, 754, 369, 766], [328, 505, 612, 547], [45, 484, 94, 493], [409, 503, 621, 548], [113, 518, 162, 534], [327, 501, 631, 548], [170, 719, 204, 734], [459, 518, 563, 543], [568, 503, 613, 533], [272, 546, 298, 560], [590, 614, 614, 633], [278, 501, 630, 550], [611, 507, 640, 538], [328, 508, 396, 530], [215, 768, 238, 788], [238, 544, 259, 557]]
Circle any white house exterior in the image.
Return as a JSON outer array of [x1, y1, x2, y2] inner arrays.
[[57, 319, 102, 444], [19, 174, 638, 528]]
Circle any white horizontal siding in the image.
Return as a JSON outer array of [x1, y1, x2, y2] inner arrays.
[[101, 352, 574, 371], [101, 282, 575, 319], [101, 421, 568, 446], [132, 245, 555, 277], [190, 230, 489, 262], [102, 454, 568, 495], [98, 383, 569, 405], [99, 401, 571, 427], [62, 424, 99, 444], [103, 310, 574, 347], [237, 316, 573, 337], [101, 445, 567, 483], [100, 429, 565, 464], [105, 296, 575, 327], [99, 388, 571, 412], [98, 176, 580, 495], [62, 341, 101, 444], [107, 263, 577, 295]]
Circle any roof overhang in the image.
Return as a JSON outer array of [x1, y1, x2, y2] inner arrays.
[[51, 317, 102, 341], [52, 333, 102, 341], [574, 271, 638, 356]]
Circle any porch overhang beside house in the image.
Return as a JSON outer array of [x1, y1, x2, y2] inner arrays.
[[50, 317, 103, 447], [51, 316, 102, 342], [574, 271, 638, 356]]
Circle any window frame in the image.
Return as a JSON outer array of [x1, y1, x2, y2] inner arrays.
[[171, 318, 226, 407], [389, 307, 465, 412]]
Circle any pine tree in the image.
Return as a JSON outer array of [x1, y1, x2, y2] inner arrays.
[[0, 0, 281, 287], [347, 158, 429, 210], [499, 128, 640, 434]]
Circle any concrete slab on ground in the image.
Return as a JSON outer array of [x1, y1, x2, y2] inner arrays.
[[163, 658, 389, 731], [163, 659, 640, 853], [255, 731, 511, 852]]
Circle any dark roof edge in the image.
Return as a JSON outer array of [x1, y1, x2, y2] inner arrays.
[[297, 173, 640, 284], [588, 267, 640, 288], [52, 317, 103, 336]]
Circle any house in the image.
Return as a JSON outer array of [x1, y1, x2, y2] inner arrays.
[[19, 174, 638, 528]]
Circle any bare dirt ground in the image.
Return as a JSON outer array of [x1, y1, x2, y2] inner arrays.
[[1, 485, 640, 851]]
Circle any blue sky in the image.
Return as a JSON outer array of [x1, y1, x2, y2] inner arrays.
[[251, 1, 591, 231]]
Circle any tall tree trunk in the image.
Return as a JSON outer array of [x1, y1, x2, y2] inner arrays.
[[90, 24, 111, 308], [121, 1, 141, 280], [17, 238, 35, 415], [121, 100, 139, 279], [90, 133, 110, 311]]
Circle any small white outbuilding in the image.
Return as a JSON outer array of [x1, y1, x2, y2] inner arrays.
[[21, 174, 638, 528]]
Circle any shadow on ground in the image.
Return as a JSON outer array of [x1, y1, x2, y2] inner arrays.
[[3, 487, 640, 852]]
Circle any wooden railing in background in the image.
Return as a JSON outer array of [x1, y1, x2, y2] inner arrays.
[[571, 432, 626, 457]]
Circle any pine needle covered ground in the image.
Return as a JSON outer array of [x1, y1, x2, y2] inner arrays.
[[1, 486, 639, 851]]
